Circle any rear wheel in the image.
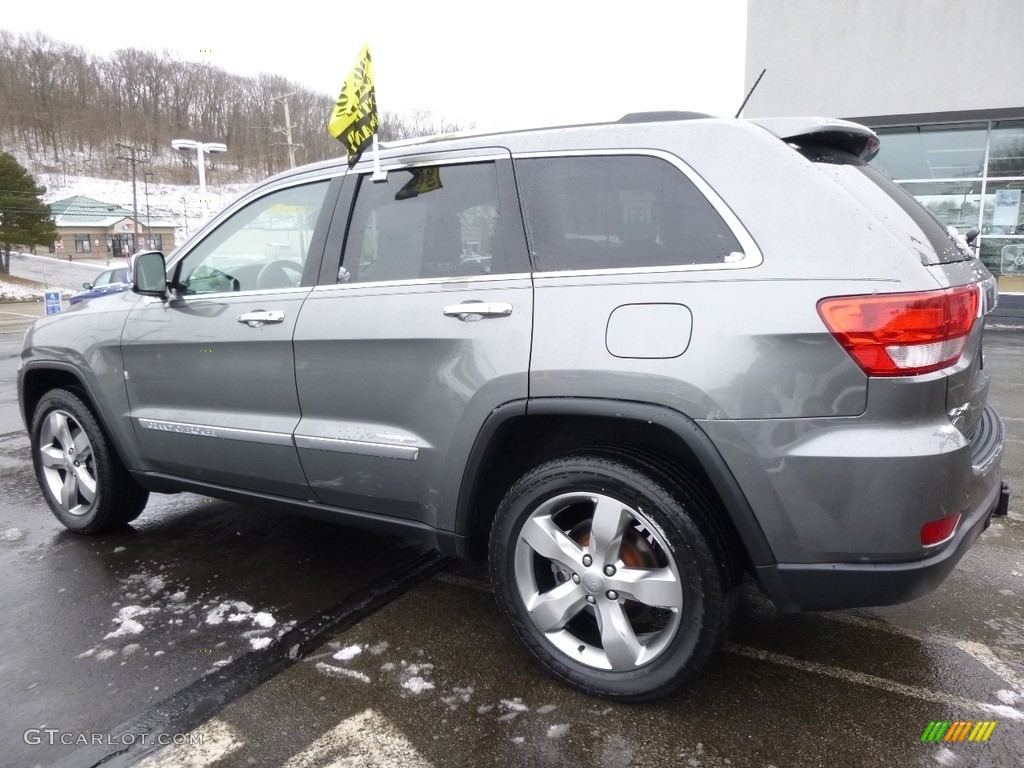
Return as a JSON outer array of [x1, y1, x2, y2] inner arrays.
[[31, 388, 148, 534], [489, 455, 733, 701]]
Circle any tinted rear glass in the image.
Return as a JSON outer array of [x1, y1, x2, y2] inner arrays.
[[516, 155, 743, 272], [797, 143, 971, 265]]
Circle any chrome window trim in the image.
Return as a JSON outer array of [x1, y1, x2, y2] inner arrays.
[[138, 419, 294, 447], [163, 286, 312, 303], [349, 150, 510, 177], [309, 273, 532, 293], [294, 435, 419, 461], [510, 148, 763, 272], [531, 262, 754, 279]]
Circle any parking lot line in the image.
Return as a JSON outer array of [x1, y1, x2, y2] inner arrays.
[[955, 639, 1024, 693], [822, 613, 1024, 693], [134, 719, 243, 768], [282, 709, 432, 768], [0, 308, 40, 319], [725, 643, 1023, 719]]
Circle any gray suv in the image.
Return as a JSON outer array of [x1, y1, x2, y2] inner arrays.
[[18, 114, 1010, 700]]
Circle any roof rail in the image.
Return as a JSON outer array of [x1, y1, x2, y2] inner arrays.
[[617, 111, 714, 123]]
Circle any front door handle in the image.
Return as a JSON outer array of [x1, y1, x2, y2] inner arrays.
[[237, 310, 285, 328], [442, 301, 513, 321]]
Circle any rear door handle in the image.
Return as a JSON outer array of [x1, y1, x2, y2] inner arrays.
[[237, 310, 285, 328], [442, 301, 513, 321]]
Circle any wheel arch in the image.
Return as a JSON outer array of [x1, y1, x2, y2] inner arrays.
[[19, 361, 141, 470], [20, 362, 91, 428], [455, 397, 776, 569]]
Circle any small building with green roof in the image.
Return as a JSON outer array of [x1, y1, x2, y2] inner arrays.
[[48, 196, 176, 260]]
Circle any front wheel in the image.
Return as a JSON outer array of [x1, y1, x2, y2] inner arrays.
[[488, 455, 733, 701], [30, 388, 149, 534]]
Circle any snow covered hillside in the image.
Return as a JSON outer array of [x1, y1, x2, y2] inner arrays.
[[38, 171, 256, 248]]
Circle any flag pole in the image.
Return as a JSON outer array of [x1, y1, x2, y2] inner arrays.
[[371, 134, 386, 182]]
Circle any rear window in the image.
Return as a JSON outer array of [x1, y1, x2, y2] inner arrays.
[[796, 143, 971, 265], [515, 155, 743, 272]]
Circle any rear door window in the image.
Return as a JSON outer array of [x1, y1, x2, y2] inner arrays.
[[340, 162, 514, 282], [515, 155, 743, 272]]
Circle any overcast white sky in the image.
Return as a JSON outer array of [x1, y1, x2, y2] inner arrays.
[[2, 0, 749, 131]]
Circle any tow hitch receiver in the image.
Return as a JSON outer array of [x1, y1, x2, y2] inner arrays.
[[995, 481, 1010, 517]]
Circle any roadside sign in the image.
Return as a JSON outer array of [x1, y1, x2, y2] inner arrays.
[[55, 240, 64, 251], [44, 291, 62, 315]]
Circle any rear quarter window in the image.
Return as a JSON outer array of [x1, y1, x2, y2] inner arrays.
[[515, 155, 743, 272]]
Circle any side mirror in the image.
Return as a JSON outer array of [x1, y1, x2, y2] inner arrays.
[[965, 227, 980, 246], [132, 251, 168, 298], [82, 282, 93, 290]]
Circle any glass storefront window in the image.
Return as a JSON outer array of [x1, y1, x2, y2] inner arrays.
[[978, 236, 1024, 277], [987, 121, 1024, 177], [896, 180, 981, 234], [870, 120, 1024, 288], [981, 180, 1024, 235], [873, 124, 986, 180]]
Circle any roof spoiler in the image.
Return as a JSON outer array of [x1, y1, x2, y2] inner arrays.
[[750, 117, 880, 161]]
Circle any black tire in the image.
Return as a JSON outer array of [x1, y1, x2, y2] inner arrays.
[[30, 388, 149, 534], [488, 454, 733, 701]]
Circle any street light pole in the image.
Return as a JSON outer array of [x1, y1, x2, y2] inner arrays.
[[171, 139, 228, 203]]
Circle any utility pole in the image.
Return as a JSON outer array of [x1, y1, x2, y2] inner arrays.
[[181, 197, 189, 238], [272, 93, 302, 169], [143, 172, 154, 249], [115, 142, 149, 255]]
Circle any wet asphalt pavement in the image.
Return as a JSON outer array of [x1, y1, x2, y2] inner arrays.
[[0, 300, 1022, 768]]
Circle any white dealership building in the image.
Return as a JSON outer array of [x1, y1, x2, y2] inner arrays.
[[743, 0, 1024, 289]]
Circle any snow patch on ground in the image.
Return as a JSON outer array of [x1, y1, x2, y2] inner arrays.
[[316, 662, 371, 683], [0, 280, 45, 302], [333, 644, 362, 661], [933, 747, 959, 765], [304, 637, 616, 743], [547, 723, 570, 739], [996, 689, 1021, 705], [252, 612, 276, 628], [104, 605, 158, 639], [82, 569, 286, 661], [206, 601, 253, 625], [979, 702, 1024, 721], [0, 527, 25, 542], [401, 676, 435, 694]]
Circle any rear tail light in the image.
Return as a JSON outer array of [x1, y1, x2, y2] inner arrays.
[[920, 512, 962, 547], [817, 285, 979, 376]]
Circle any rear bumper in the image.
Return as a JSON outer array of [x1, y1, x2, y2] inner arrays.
[[755, 476, 1008, 612]]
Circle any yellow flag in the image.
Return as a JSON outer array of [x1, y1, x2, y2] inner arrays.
[[327, 45, 379, 167], [395, 167, 443, 200]]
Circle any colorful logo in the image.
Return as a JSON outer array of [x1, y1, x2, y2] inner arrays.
[[921, 721, 997, 743]]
